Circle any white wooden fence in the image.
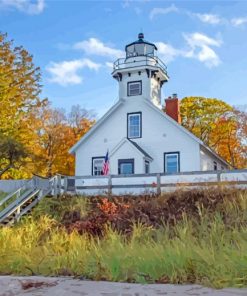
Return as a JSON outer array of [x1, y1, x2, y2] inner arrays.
[[0, 180, 29, 193], [1, 169, 246, 196], [59, 169, 247, 196]]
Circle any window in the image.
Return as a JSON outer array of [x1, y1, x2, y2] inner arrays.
[[92, 157, 104, 176], [213, 161, 217, 171], [127, 112, 142, 138], [145, 160, 150, 174], [128, 81, 142, 96], [164, 152, 180, 173], [118, 159, 134, 175]]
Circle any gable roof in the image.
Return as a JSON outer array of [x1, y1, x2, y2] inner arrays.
[[69, 97, 229, 167], [128, 139, 153, 160], [69, 99, 124, 154], [143, 99, 230, 167], [110, 138, 153, 161]]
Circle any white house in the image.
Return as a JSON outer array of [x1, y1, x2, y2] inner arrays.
[[70, 33, 229, 176]]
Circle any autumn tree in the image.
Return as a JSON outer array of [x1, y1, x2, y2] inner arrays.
[[0, 134, 27, 179], [180, 97, 246, 168], [30, 104, 94, 177], [0, 32, 44, 178]]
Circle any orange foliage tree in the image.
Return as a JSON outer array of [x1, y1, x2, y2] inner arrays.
[[29, 103, 95, 177]]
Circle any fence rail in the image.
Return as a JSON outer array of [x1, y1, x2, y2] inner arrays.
[[58, 169, 247, 196]]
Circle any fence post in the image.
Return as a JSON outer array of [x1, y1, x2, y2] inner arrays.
[[157, 173, 161, 195], [217, 172, 221, 182], [57, 175, 62, 196], [64, 176, 67, 194], [108, 174, 112, 196], [53, 176, 58, 198]]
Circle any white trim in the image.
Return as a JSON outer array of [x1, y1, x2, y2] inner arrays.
[[92, 158, 104, 176]]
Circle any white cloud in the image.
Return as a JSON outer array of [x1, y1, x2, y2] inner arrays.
[[105, 62, 113, 69], [155, 33, 222, 68], [156, 42, 182, 63], [231, 17, 247, 26], [193, 13, 222, 24], [74, 38, 124, 59], [183, 33, 222, 67], [149, 4, 178, 20], [0, 0, 45, 14], [46, 58, 101, 86]]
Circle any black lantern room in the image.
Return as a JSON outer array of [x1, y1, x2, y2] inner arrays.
[[125, 33, 157, 59]]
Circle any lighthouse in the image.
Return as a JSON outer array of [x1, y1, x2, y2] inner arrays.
[[112, 32, 169, 108]]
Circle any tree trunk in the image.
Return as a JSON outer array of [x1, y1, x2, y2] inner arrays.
[[0, 164, 13, 179]]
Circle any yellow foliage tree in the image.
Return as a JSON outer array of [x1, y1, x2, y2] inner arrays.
[[180, 97, 246, 168]]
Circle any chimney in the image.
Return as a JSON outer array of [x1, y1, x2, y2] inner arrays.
[[165, 93, 181, 123]]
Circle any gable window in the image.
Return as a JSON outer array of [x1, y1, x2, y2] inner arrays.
[[128, 81, 142, 96], [164, 152, 180, 173], [118, 159, 134, 175], [92, 157, 104, 176], [127, 112, 142, 138], [213, 161, 217, 171], [145, 160, 150, 174]]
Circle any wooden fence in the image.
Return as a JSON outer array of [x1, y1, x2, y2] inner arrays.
[[57, 169, 247, 196]]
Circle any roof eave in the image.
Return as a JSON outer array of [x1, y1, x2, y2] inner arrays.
[[69, 99, 124, 154]]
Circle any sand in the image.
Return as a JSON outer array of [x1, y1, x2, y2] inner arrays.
[[0, 276, 247, 296]]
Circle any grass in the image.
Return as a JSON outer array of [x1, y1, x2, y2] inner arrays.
[[0, 188, 247, 288]]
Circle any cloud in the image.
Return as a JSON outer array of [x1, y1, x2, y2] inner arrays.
[[46, 58, 101, 86], [183, 33, 222, 67], [149, 4, 178, 20], [156, 33, 222, 68], [0, 0, 45, 14], [105, 62, 113, 69], [74, 38, 124, 59], [231, 17, 247, 26], [192, 13, 222, 25], [156, 42, 182, 63]]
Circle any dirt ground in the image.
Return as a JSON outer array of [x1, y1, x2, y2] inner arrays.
[[0, 276, 247, 296]]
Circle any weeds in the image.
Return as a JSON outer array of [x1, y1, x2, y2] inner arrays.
[[0, 188, 247, 288]]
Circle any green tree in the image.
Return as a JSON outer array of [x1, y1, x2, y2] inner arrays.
[[0, 135, 27, 179]]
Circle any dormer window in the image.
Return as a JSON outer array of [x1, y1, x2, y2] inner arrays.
[[128, 81, 142, 96]]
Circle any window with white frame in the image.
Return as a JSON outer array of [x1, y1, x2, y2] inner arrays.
[[92, 157, 104, 176], [127, 112, 141, 138], [128, 81, 142, 96], [164, 152, 180, 173]]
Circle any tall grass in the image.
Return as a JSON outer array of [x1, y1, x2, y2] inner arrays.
[[0, 190, 247, 288]]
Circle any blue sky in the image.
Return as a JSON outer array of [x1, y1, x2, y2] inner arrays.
[[1, 0, 247, 117]]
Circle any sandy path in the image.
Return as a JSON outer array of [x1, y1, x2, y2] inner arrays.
[[0, 276, 247, 296]]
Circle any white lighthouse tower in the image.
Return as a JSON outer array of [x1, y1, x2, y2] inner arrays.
[[112, 32, 169, 108]]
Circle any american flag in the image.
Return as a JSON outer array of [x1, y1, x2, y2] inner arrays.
[[102, 151, 110, 175]]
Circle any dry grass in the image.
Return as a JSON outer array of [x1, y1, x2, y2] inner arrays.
[[0, 187, 247, 288]]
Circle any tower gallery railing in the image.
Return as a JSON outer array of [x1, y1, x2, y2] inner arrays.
[[113, 56, 168, 75]]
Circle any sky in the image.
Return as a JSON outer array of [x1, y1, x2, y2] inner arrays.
[[0, 0, 247, 117]]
